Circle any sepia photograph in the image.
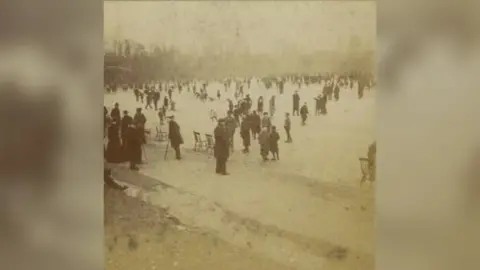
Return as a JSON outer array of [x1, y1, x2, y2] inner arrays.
[[104, 1, 375, 269]]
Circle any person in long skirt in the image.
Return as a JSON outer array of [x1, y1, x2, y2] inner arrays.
[[106, 120, 123, 163]]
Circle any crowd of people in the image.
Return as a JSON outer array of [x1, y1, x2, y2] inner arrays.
[[104, 72, 374, 178]]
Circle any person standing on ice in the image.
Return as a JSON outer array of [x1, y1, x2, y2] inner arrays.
[[257, 96, 264, 114], [269, 126, 280, 161], [167, 115, 183, 160], [269, 95, 276, 118], [261, 112, 272, 132], [258, 127, 270, 161], [214, 119, 230, 175], [333, 83, 340, 101], [284, 113, 292, 143], [248, 110, 261, 140], [292, 90, 300, 116], [240, 115, 251, 153], [300, 102, 309, 126], [153, 90, 160, 110]]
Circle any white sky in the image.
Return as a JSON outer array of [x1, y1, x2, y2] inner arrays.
[[104, 1, 375, 54]]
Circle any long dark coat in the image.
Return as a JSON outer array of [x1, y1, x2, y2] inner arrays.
[[269, 131, 280, 152], [293, 93, 300, 109], [249, 113, 261, 133], [240, 119, 251, 147], [126, 126, 142, 163], [121, 115, 133, 138], [110, 107, 121, 122], [168, 120, 183, 146], [106, 124, 123, 163], [214, 125, 229, 159]]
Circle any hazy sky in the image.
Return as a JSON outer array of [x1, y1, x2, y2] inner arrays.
[[104, 1, 375, 54]]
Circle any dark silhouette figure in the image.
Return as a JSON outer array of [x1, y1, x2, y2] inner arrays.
[[214, 119, 230, 175]]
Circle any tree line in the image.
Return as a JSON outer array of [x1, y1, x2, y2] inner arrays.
[[104, 39, 374, 84]]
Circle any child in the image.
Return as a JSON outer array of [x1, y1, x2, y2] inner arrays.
[[269, 126, 280, 160]]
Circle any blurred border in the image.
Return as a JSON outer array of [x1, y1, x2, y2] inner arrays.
[[0, 1, 103, 270], [378, 1, 480, 270]]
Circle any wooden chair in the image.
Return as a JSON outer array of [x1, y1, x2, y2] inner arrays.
[[155, 126, 167, 142], [193, 131, 206, 151], [205, 134, 214, 154], [359, 157, 373, 185]]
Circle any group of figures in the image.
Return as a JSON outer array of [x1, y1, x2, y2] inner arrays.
[[104, 72, 375, 176]]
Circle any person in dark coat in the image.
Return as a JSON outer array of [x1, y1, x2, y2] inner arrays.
[[134, 88, 140, 102], [153, 90, 160, 110], [269, 126, 280, 160], [214, 119, 229, 175], [333, 84, 340, 101], [126, 123, 142, 170], [245, 94, 252, 110], [240, 116, 251, 153], [163, 96, 169, 109], [319, 93, 328, 115], [300, 102, 309, 126], [167, 115, 183, 160], [248, 110, 261, 139], [120, 110, 133, 153], [145, 89, 153, 109], [292, 91, 300, 116], [106, 120, 123, 163], [110, 102, 121, 123], [257, 96, 264, 114], [139, 89, 144, 103], [133, 108, 147, 144], [227, 99, 234, 113]]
